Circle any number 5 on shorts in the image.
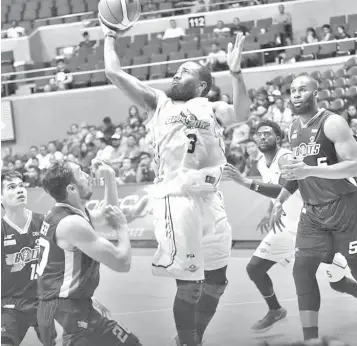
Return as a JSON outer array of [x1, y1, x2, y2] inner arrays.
[[349, 241, 357, 255]]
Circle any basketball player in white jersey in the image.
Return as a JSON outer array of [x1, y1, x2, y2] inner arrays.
[[101, 19, 251, 346], [224, 120, 357, 333]]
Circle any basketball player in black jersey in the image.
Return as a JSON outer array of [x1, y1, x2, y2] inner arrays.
[[37, 160, 142, 346], [1, 171, 43, 346], [270, 75, 357, 341]]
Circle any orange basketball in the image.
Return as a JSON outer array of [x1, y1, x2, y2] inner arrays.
[[98, 0, 141, 31]]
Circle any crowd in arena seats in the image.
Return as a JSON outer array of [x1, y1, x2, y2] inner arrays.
[[2, 58, 357, 185]]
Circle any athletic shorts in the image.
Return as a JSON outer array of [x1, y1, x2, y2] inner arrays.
[[1, 298, 40, 346], [151, 191, 232, 281], [37, 298, 142, 346], [253, 230, 295, 267], [296, 192, 357, 260]]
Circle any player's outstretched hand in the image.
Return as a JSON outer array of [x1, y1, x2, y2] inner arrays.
[[92, 296, 111, 319], [91, 159, 115, 181], [223, 163, 246, 185], [269, 201, 286, 234], [256, 215, 270, 234], [227, 32, 245, 73], [105, 205, 128, 231]]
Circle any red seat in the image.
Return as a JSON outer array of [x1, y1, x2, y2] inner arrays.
[[285, 47, 301, 61], [317, 89, 331, 101], [337, 40, 356, 57], [310, 70, 322, 82], [167, 52, 185, 76], [333, 77, 347, 89], [300, 44, 319, 61], [328, 98, 345, 112], [318, 100, 330, 109], [331, 87, 345, 100], [256, 17, 272, 29], [180, 40, 198, 53], [347, 75, 357, 87], [142, 45, 160, 56], [335, 68, 347, 79], [347, 66, 357, 77], [149, 54, 167, 79], [317, 42, 337, 59], [346, 86, 357, 101], [321, 69, 335, 80], [162, 42, 179, 54]]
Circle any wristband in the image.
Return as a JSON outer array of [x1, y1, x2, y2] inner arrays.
[[250, 180, 259, 192], [105, 32, 117, 39], [230, 70, 242, 76]]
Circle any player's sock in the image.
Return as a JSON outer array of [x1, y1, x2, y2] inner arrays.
[[330, 276, 357, 298], [195, 266, 228, 343], [174, 280, 202, 346], [246, 257, 281, 310], [195, 282, 227, 342], [293, 257, 321, 340]]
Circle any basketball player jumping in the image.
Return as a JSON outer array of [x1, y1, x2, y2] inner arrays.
[[1, 171, 44, 346], [101, 19, 251, 346], [270, 75, 357, 340], [36, 160, 142, 346], [224, 120, 357, 333]]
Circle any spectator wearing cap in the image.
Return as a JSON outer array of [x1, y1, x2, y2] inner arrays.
[[94, 136, 114, 163], [266, 96, 293, 132], [102, 117, 115, 140], [136, 152, 155, 183], [117, 158, 137, 184], [109, 133, 125, 174]]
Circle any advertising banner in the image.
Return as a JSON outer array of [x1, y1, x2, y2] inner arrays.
[[26, 180, 269, 242]]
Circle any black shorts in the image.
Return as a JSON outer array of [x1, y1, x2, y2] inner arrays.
[[296, 192, 357, 260], [37, 298, 142, 346], [1, 298, 40, 346]]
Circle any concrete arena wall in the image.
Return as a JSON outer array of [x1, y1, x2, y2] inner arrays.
[[2, 0, 356, 63], [3, 57, 348, 154]]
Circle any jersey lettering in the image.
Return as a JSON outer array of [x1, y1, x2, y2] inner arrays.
[[166, 109, 210, 130]]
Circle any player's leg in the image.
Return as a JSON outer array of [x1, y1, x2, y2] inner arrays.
[[325, 253, 357, 298], [247, 231, 294, 332], [293, 208, 333, 341], [195, 266, 227, 343], [1, 307, 30, 346], [152, 196, 205, 346]]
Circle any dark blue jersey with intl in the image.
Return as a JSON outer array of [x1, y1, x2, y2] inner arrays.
[[289, 109, 357, 205], [37, 203, 100, 301]]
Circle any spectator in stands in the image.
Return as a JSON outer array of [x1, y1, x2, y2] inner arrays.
[[42, 141, 63, 169], [273, 4, 292, 41], [335, 25, 350, 39], [14, 159, 26, 176], [347, 104, 357, 120], [350, 118, 357, 141], [117, 158, 137, 184], [266, 96, 293, 132], [321, 24, 333, 41], [122, 134, 141, 161], [67, 124, 82, 143], [78, 142, 96, 173], [162, 20, 185, 40], [6, 20, 25, 39], [190, 0, 208, 14], [23, 166, 42, 188], [109, 134, 125, 174], [213, 20, 230, 38], [79, 31, 97, 50], [204, 43, 228, 72], [221, 94, 231, 104], [2, 147, 14, 165], [127, 106, 140, 123], [94, 137, 114, 163], [6, 161, 15, 172], [144, 0, 158, 19], [136, 152, 155, 183], [123, 124, 134, 136], [102, 116, 115, 140], [230, 121, 251, 149], [243, 140, 263, 177], [302, 27, 319, 44], [44, 60, 73, 92], [230, 17, 248, 36]]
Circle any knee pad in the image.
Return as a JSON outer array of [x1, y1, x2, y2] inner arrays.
[[326, 253, 348, 283], [176, 281, 202, 304]]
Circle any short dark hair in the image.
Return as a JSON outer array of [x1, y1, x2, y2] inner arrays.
[[193, 62, 212, 97], [322, 24, 331, 30], [30, 146, 38, 150], [256, 120, 283, 139], [83, 31, 89, 37], [98, 138, 108, 145], [42, 161, 76, 202], [1, 171, 23, 191]]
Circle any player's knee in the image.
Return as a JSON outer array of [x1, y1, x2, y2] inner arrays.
[[246, 261, 264, 282], [293, 257, 319, 295], [176, 280, 202, 304]]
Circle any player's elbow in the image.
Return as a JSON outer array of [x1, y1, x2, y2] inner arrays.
[[113, 251, 132, 272]]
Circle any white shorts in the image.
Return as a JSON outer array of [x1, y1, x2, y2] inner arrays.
[[254, 231, 348, 282], [151, 191, 232, 281], [253, 230, 296, 267]]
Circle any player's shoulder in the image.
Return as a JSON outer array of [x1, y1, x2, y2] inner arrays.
[[277, 147, 292, 158]]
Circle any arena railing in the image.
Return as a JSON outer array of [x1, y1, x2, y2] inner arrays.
[[1, 37, 356, 96]]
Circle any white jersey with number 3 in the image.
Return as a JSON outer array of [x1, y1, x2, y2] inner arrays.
[[147, 93, 226, 196]]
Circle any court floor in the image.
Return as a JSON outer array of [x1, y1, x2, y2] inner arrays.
[[23, 249, 356, 346]]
